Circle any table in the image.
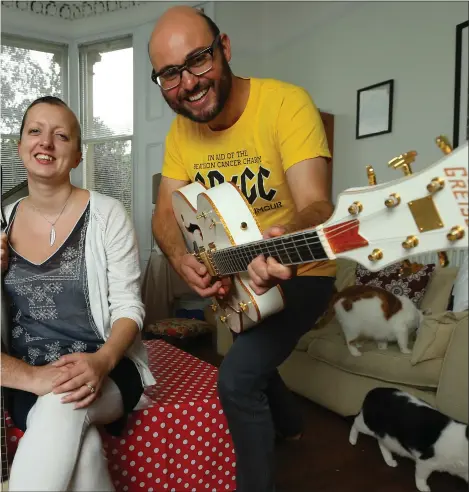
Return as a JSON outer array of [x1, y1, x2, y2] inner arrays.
[[6, 340, 237, 492]]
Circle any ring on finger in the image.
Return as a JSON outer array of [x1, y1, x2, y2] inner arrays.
[[85, 383, 96, 394]]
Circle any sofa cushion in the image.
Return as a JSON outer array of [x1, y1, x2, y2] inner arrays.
[[355, 262, 435, 308], [411, 311, 468, 364], [145, 318, 212, 339], [304, 320, 442, 389], [419, 265, 459, 314]]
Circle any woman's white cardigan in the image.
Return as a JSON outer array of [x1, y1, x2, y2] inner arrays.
[[4, 190, 156, 388]]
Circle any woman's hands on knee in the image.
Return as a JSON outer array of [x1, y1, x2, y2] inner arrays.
[[51, 352, 111, 409]]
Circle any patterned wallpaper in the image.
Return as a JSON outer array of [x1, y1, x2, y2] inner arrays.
[[1, 1, 145, 20]]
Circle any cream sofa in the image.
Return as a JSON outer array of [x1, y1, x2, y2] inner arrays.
[[214, 259, 468, 424]]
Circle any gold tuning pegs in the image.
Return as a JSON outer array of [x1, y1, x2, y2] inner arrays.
[[366, 165, 377, 185], [388, 151, 418, 176], [385, 193, 401, 208], [427, 177, 445, 193], [402, 235, 419, 249], [438, 251, 450, 267], [368, 249, 383, 262], [348, 201, 363, 216], [435, 136, 452, 155], [447, 226, 465, 241]]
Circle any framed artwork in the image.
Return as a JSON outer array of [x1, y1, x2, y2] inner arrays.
[[356, 79, 394, 139], [453, 20, 468, 148]]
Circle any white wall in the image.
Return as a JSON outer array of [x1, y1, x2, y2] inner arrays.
[[216, 1, 468, 201]]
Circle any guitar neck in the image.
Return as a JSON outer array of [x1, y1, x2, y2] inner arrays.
[[211, 228, 329, 276]]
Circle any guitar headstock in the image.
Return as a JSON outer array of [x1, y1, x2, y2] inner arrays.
[[323, 139, 468, 271]]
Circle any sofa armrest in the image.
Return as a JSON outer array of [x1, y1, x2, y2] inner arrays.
[[435, 312, 468, 423]]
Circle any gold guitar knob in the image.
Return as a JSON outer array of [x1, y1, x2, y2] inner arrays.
[[388, 151, 417, 176], [402, 236, 419, 249], [366, 165, 377, 186], [427, 177, 445, 193], [238, 302, 248, 312], [348, 201, 363, 215], [438, 251, 449, 267], [447, 226, 465, 241], [210, 303, 218, 312], [385, 193, 401, 208], [435, 136, 452, 155], [368, 249, 383, 262], [219, 314, 231, 323]]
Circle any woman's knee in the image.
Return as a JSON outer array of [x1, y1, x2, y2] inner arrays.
[[27, 391, 87, 428]]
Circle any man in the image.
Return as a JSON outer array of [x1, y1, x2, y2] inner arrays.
[[149, 7, 336, 491]]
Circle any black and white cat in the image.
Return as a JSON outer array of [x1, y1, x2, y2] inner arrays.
[[349, 387, 468, 491]]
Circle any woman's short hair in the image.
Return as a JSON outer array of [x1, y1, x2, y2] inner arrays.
[[19, 96, 82, 152]]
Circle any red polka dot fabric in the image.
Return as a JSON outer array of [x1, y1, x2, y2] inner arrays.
[[6, 340, 237, 492]]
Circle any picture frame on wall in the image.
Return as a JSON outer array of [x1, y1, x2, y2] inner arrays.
[[356, 79, 394, 139], [453, 20, 468, 148]]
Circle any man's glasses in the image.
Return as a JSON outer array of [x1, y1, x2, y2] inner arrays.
[[151, 35, 220, 91]]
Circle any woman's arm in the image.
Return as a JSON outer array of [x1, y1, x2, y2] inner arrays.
[[51, 198, 144, 408], [95, 318, 139, 372]]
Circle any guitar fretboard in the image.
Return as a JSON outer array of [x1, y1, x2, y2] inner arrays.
[[212, 230, 328, 276]]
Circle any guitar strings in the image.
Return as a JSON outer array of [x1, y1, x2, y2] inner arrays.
[[212, 228, 456, 274]]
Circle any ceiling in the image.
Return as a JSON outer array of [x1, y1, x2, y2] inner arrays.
[[1, 1, 146, 21]]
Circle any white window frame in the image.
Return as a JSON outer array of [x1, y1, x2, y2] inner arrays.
[[78, 35, 134, 215], [1, 34, 68, 198]]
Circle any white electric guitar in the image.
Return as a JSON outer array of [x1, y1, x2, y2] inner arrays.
[[173, 139, 468, 333]]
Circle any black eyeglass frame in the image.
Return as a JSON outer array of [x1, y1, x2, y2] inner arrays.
[[151, 34, 221, 90]]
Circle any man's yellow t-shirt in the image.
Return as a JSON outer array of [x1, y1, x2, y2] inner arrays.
[[162, 77, 336, 277]]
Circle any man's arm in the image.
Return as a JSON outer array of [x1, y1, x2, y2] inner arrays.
[[1, 352, 69, 396], [247, 87, 333, 294], [152, 176, 190, 271], [151, 176, 227, 298], [285, 156, 334, 230], [1, 352, 35, 391]]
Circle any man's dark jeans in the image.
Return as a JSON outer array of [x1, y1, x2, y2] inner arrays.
[[217, 275, 336, 492]]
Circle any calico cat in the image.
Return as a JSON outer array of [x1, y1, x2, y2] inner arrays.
[[330, 285, 425, 356], [349, 387, 468, 491]]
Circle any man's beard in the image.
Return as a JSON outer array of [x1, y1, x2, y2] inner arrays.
[[163, 55, 232, 123]]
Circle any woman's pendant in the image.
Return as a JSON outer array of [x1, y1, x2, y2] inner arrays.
[[50, 226, 56, 246]]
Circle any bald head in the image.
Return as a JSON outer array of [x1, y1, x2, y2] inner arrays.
[[149, 7, 218, 69]]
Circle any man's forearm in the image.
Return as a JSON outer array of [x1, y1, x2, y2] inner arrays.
[[1, 352, 35, 392], [286, 200, 334, 233], [152, 210, 187, 272]]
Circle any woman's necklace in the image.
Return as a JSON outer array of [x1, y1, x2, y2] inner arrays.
[[28, 187, 74, 246]]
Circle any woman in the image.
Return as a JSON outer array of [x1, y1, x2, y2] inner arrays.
[[0, 96, 155, 491]]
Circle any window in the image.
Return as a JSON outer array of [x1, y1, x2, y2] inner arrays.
[[1, 35, 67, 196], [79, 36, 133, 215]]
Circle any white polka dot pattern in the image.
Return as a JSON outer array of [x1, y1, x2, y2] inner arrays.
[[6, 340, 237, 491]]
